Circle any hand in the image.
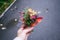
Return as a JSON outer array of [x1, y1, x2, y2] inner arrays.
[[17, 24, 34, 40], [14, 17, 42, 40]]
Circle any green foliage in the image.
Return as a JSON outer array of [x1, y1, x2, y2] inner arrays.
[[0, 0, 14, 15]]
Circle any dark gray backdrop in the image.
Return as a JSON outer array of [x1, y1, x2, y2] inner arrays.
[[0, 0, 60, 40]]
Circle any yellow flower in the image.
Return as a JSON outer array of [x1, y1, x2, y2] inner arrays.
[[28, 8, 37, 16], [32, 10, 37, 15], [28, 8, 33, 12]]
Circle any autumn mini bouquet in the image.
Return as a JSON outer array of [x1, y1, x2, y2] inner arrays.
[[20, 8, 43, 27]]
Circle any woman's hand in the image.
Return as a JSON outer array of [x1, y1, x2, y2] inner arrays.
[[17, 24, 34, 40], [14, 17, 42, 40]]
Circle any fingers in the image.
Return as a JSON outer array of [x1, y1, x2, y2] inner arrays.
[[23, 27, 34, 34]]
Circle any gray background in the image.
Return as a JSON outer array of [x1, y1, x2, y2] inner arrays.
[[0, 0, 60, 40]]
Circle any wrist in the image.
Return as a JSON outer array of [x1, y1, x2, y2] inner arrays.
[[13, 37, 24, 40]]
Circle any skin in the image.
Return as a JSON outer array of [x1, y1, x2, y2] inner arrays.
[[17, 18, 42, 40]]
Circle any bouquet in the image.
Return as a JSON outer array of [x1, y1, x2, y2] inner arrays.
[[20, 8, 43, 27]]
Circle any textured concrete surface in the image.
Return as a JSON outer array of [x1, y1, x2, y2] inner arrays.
[[0, 0, 60, 40]]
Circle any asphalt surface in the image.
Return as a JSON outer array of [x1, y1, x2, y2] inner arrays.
[[0, 0, 60, 40]]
